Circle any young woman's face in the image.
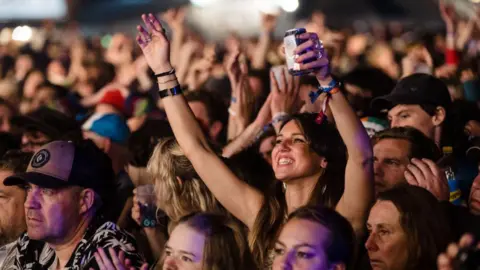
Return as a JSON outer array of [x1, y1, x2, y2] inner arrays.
[[271, 121, 324, 181], [272, 218, 335, 270], [162, 223, 205, 270], [366, 200, 409, 270]]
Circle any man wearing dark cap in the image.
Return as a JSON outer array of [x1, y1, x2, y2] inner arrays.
[[371, 73, 452, 146], [2, 140, 144, 270], [12, 107, 83, 153]]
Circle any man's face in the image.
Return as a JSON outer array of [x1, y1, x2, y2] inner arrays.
[[24, 183, 82, 244], [373, 138, 411, 196], [21, 131, 50, 153], [0, 170, 26, 246], [388, 104, 436, 139]]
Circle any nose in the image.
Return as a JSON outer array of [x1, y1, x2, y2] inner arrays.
[[163, 256, 178, 270], [24, 188, 40, 210], [365, 232, 378, 252], [373, 161, 383, 176], [390, 117, 400, 127]]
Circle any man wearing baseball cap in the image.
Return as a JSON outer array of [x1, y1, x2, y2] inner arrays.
[[2, 140, 145, 269], [371, 73, 452, 146]]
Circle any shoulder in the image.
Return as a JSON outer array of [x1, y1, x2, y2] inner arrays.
[[90, 221, 139, 252]]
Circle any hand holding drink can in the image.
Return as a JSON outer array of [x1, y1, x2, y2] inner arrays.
[[136, 184, 158, 228], [284, 28, 326, 76]]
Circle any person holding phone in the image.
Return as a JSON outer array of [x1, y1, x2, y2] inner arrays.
[[135, 14, 373, 268]]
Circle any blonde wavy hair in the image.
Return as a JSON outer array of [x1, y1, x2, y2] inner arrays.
[[147, 137, 225, 222]]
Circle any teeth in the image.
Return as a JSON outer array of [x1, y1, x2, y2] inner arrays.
[[279, 158, 293, 165]]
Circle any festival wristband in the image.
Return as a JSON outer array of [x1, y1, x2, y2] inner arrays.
[[159, 85, 183, 99]]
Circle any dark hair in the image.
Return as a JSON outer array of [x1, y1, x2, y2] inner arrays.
[[167, 213, 256, 270], [250, 113, 347, 266], [0, 132, 21, 158], [372, 127, 442, 161], [128, 119, 174, 167], [376, 185, 452, 270], [0, 150, 32, 173], [287, 206, 356, 267], [184, 90, 227, 126], [224, 145, 275, 194]]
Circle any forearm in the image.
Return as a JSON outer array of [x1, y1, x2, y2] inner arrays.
[[251, 32, 272, 70], [319, 78, 372, 163], [158, 74, 212, 155], [170, 27, 185, 67], [222, 121, 264, 158], [144, 228, 167, 260]]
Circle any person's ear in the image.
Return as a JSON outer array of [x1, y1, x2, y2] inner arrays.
[[104, 138, 112, 153], [432, 106, 446, 126], [79, 189, 95, 215], [209, 121, 223, 141], [176, 176, 183, 186], [320, 157, 328, 169], [330, 263, 346, 270]]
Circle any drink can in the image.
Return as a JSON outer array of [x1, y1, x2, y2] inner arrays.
[[284, 28, 316, 76]]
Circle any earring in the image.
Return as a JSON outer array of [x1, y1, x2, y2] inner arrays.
[[283, 182, 287, 192]]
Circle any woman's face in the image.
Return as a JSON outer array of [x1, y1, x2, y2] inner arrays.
[[272, 218, 334, 270], [271, 120, 324, 181], [366, 200, 409, 270], [162, 223, 205, 270]]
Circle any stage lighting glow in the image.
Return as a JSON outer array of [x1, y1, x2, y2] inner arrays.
[[255, 0, 280, 14], [279, 0, 299, 12], [190, 0, 219, 7], [12, 26, 33, 42]]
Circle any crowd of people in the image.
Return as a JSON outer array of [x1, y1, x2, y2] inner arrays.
[[0, 1, 480, 269]]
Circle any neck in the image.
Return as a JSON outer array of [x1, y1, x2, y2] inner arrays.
[[433, 126, 442, 148], [285, 171, 322, 214], [49, 214, 92, 269]]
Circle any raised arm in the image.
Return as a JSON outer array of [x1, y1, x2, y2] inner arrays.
[[135, 14, 263, 229], [294, 32, 373, 235]]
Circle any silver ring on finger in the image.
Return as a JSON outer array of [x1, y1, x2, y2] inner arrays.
[[316, 50, 323, 59]]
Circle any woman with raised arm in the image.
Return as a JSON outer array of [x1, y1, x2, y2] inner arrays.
[[135, 14, 373, 267]]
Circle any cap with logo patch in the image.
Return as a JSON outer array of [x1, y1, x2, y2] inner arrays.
[[3, 140, 114, 198], [371, 73, 452, 113]]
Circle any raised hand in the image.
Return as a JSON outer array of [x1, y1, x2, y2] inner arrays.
[[161, 7, 187, 30], [260, 13, 278, 33], [293, 32, 330, 81], [404, 158, 449, 201], [270, 66, 300, 116], [92, 247, 149, 270], [136, 13, 173, 74]]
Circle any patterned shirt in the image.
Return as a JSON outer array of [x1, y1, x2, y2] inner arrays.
[[4, 216, 145, 270]]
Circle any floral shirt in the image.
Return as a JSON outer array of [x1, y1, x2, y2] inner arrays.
[[4, 216, 145, 270]]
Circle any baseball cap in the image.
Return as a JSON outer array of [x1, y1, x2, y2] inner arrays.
[[82, 113, 130, 144], [12, 107, 82, 141], [371, 74, 452, 113], [4, 140, 114, 199]]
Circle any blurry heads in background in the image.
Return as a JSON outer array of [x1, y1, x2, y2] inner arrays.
[[104, 33, 134, 67], [82, 113, 130, 154], [47, 58, 70, 86], [366, 186, 451, 270], [342, 67, 395, 118], [161, 213, 255, 270], [14, 53, 34, 81], [0, 79, 19, 105], [21, 69, 46, 100], [372, 127, 441, 196], [0, 98, 15, 133], [372, 73, 452, 142], [127, 119, 173, 186], [272, 206, 355, 270], [185, 90, 227, 144], [0, 151, 31, 246], [12, 107, 83, 153], [366, 42, 400, 79]]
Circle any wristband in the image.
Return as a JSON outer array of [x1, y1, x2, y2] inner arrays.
[[309, 79, 342, 104], [228, 107, 237, 116], [159, 85, 183, 99], [272, 112, 290, 125], [231, 96, 237, 103], [155, 69, 176, 78]]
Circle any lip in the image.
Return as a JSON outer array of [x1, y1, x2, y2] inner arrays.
[[276, 155, 295, 166]]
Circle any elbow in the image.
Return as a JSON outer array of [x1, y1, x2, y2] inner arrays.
[[348, 135, 373, 166]]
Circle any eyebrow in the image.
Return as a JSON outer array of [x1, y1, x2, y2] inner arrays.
[[164, 245, 197, 258], [276, 241, 317, 249], [277, 133, 306, 138]]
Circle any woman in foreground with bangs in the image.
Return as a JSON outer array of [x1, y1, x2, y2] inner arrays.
[[134, 13, 373, 268]]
